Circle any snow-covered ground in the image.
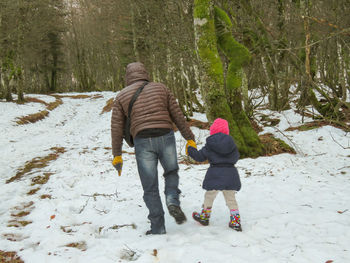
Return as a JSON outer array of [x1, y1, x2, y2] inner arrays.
[[0, 92, 349, 263]]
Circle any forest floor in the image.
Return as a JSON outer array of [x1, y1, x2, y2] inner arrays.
[[0, 92, 349, 263]]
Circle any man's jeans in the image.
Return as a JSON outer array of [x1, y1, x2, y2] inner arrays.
[[134, 131, 181, 234]]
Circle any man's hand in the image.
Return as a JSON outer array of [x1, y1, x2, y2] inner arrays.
[[112, 156, 123, 176], [186, 140, 197, 155]]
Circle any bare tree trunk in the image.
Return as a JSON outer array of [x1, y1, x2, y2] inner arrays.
[[3, 73, 13, 101], [0, 70, 3, 99], [241, 69, 251, 116], [337, 40, 348, 102], [130, 2, 140, 62], [303, 13, 312, 83], [17, 72, 24, 103]]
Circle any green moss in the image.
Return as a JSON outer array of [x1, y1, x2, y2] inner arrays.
[[214, 6, 251, 69], [226, 64, 242, 93], [214, 6, 232, 29], [233, 110, 263, 157], [276, 138, 295, 153], [194, 0, 212, 19], [221, 37, 251, 69], [198, 46, 224, 84]]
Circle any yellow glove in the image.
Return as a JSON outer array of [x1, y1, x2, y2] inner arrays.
[[112, 156, 123, 176], [186, 140, 197, 155]]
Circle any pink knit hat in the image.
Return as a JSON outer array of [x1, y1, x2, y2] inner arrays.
[[210, 118, 229, 135]]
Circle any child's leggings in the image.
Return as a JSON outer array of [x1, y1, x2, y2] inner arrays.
[[203, 190, 238, 210]]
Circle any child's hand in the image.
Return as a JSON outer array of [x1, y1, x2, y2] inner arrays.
[[186, 140, 197, 155]]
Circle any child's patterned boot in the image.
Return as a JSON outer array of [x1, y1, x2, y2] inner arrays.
[[192, 208, 211, 226], [229, 209, 242, 231]]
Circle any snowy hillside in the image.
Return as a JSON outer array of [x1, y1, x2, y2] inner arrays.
[[0, 92, 349, 263]]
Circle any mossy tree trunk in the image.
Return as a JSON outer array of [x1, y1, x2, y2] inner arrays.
[[214, 5, 264, 157], [193, 0, 264, 158]]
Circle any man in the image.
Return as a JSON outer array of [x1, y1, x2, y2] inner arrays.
[[111, 62, 196, 235]]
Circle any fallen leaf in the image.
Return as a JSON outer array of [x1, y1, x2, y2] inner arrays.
[[325, 260, 333, 263], [152, 249, 157, 257], [50, 215, 56, 220], [337, 209, 348, 214]]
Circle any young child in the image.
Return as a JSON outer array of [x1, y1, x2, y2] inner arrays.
[[186, 118, 242, 231]]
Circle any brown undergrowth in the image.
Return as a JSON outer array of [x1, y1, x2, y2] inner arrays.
[[65, 241, 87, 251], [16, 96, 63, 125], [6, 201, 34, 229], [55, 94, 103, 100], [22, 97, 48, 106], [5, 148, 65, 244], [100, 98, 114, 114], [0, 251, 24, 263], [293, 109, 350, 132], [15, 94, 103, 125], [285, 120, 349, 132], [6, 147, 66, 184]]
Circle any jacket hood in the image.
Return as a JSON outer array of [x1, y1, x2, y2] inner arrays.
[[206, 133, 235, 155], [125, 62, 150, 86]]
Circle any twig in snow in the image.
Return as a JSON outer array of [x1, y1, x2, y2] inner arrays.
[[264, 238, 272, 244], [120, 244, 140, 261], [115, 187, 119, 198], [78, 197, 90, 214], [329, 132, 350, 149], [82, 192, 117, 201], [338, 166, 350, 170], [124, 244, 136, 252], [301, 204, 313, 208], [109, 223, 137, 230], [93, 207, 109, 214], [312, 153, 327, 156], [289, 245, 300, 255]]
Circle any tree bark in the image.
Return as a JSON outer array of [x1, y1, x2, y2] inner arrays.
[[16, 72, 24, 103], [4, 73, 13, 102]]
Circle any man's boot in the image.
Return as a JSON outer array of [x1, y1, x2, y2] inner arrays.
[[168, 205, 187, 224]]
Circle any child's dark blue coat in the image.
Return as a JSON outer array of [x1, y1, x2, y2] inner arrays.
[[188, 133, 241, 191]]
